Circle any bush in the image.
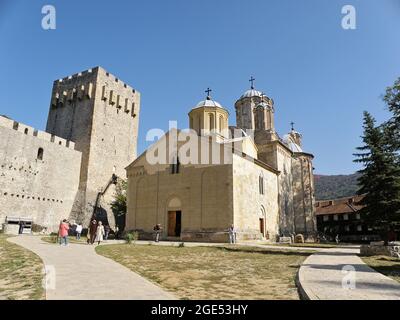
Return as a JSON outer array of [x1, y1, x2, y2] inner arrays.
[[125, 231, 139, 245], [178, 242, 185, 248], [32, 224, 45, 233]]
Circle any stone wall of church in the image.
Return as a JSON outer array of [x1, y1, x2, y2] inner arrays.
[[274, 143, 296, 236], [232, 154, 279, 241], [291, 154, 316, 237], [126, 161, 234, 242], [46, 67, 140, 228], [0, 116, 81, 232]]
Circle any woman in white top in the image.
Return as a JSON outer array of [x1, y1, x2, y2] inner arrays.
[[75, 224, 83, 240], [95, 221, 105, 245]]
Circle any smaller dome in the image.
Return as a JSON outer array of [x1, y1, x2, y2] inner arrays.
[[282, 134, 303, 153], [195, 98, 222, 108], [240, 89, 263, 99]]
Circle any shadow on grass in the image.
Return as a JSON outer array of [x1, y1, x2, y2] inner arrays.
[[215, 245, 312, 257]]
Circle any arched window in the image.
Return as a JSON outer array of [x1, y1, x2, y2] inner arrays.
[[209, 113, 214, 131], [37, 148, 44, 160], [24, 128, 28, 134], [259, 174, 264, 195]]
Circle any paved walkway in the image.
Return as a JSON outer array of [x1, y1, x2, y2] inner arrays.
[[298, 246, 400, 300], [8, 236, 175, 300]]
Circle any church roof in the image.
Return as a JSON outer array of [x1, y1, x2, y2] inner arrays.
[[240, 89, 263, 99]]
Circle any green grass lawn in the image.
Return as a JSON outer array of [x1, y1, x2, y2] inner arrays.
[[362, 255, 400, 283], [96, 244, 310, 300], [0, 234, 45, 300]]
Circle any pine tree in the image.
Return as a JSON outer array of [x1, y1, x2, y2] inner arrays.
[[384, 77, 400, 151], [353, 112, 400, 236]]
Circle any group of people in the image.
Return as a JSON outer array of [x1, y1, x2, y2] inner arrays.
[[87, 219, 111, 245], [57, 219, 111, 246]]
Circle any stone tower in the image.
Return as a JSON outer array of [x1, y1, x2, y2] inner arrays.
[[45, 66, 140, 228]]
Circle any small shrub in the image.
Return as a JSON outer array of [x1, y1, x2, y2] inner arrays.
[[31, 224, 45, 233], [178, 242, 185, 248], [50, 235, 58, 243], [125, 231, 139, 245]]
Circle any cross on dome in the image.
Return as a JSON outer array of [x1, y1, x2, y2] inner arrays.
[[249, 76, 255, 89], [205, 87, 212, 100]]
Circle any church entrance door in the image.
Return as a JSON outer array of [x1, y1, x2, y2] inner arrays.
[[168, 211, 181, 237], [259, 218, 265, 237]]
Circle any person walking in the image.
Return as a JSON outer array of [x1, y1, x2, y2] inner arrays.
[[18, 220, 25, 235], [104, 224, 111, 241], [95, 221, 105, 245], [88, 219, 97, 244], [335, 234, 340, 244], [75, 223, 83, 240], [228, 224, 236, 244], [153, 224, 162, 242], [58, 219, 69, 246]]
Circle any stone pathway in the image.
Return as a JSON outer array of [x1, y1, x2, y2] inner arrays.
[[8, 236, 175, 300], [298, 246, 400, 300]]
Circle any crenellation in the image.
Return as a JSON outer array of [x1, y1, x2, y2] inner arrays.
[[0, 116, 76, 150]]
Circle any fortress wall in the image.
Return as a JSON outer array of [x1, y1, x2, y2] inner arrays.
[[0, 121, 82, 232]]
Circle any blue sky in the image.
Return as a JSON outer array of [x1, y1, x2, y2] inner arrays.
[[0, 0, 399, 174]]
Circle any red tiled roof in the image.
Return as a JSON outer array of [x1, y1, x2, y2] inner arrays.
[[315, 195, 364, 216]]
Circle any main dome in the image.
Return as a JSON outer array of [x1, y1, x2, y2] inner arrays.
[[195, 98, 222, 108], [240, 89, 263, 99]]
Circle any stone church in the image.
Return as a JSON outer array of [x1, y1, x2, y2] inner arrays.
[[0, 67, 140, 232], [126, 81, 316, 242]]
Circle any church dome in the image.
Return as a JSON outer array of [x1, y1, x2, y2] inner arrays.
[[282, 134, 303, 153], [195, 98, 222, 108], [240, 89, 263, 99]]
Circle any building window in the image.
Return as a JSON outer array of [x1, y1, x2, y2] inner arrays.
[[345, 225, 350, 232], [343, 214, 349, 221], [333, 215, 338, 221], [356, 213, 361, 220], [171, 157, 180, 174], [323, 215, 329, 222], [209, 113, 215, 131], [259, 175, 264, 195], [219, 115, 224, 132], [357, 225, 362, 232], [37, 148, 44, 160], [24, 128, 28, 134]]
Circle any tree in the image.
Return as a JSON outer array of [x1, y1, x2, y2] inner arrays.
[[110, 179, 127, 234], [354, 111, 400, 238], [384, 77, 400, 152]]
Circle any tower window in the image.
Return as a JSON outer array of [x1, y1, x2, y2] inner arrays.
[[209, 113, 214, 131], [24, 128, 28, 134], [259, 175, 264, 195], [37, 148, 44, 160], [171, 157, 180, 174]]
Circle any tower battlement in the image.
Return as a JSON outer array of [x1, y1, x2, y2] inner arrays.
[[51, 66, 139, 118]]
